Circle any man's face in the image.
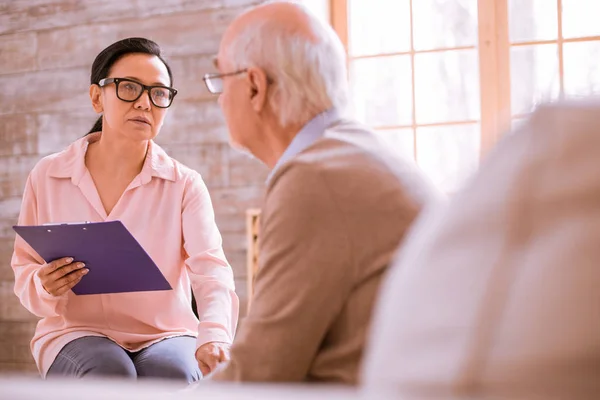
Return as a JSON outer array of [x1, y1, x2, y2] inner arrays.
[[215, 45, 256, 151]]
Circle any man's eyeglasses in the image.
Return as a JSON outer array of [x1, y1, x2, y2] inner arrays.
[[202, 69, 248, 94], [98, 77, 178, 108]]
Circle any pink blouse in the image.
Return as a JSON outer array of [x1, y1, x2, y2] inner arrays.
[[11, 133, 239, 376]]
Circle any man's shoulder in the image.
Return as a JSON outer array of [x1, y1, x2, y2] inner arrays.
[[306, 118, 398, 163], [267, 118, 440, 206], [273, 119, 405, 183]]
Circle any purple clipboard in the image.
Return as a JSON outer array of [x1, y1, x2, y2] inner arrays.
[[12, 220, 172, 295]]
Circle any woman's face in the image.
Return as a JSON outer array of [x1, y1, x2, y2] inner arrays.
[[90, 53, 173, 142]]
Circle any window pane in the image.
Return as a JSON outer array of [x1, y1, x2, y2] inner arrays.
[[350, 56, 413, 127], [416, 124, 480, 192], [348, 0, 411, 56], [414, 49, 480, 124], [562, 0, 600, 39], [510, 44, 560, 116], [564, 41, 600, 97], [509, 0, 558, 42], [413, 0, 478, 51], [375, 129, 415, 162]]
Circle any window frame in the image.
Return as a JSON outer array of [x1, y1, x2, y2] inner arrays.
[[330, 0, 508, 158], [330, 0, 600, 159]]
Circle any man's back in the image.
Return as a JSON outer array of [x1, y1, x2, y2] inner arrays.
[[210, 119, 439, 384]]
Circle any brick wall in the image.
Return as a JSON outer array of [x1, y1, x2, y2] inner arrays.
[[0, 0, 268, 374]]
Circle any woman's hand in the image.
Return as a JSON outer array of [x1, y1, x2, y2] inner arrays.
[[37, 257, 88, 297], [195, 341, 231, 377]]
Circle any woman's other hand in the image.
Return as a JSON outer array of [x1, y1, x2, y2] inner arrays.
[[195, 341, 231, 377]]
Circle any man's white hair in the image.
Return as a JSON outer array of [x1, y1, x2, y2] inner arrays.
[[225, 1, 349, 128]]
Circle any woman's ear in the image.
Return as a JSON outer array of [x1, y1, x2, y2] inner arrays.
[[90, 84, 103, 114]]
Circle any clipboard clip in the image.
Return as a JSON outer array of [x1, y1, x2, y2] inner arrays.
[[42, 221, 92, 226]]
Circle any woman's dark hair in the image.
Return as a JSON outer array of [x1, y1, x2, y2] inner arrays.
[[87, 37, 173, 135]]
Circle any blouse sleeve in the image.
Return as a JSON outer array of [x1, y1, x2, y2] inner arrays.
[[181, 172, 239, 349], [12, 174, 68, 317]]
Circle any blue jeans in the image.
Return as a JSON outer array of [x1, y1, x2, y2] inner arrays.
[[46, 336, 201, 383]]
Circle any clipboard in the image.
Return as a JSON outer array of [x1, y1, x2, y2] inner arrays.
[[13, 220, 172, 295]]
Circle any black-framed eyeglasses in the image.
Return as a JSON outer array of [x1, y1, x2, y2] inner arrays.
[[98, 77, 178, 108], [202, 69, 248, 94]]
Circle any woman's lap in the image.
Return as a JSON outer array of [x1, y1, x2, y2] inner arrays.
[[46, 336, 200, 383]]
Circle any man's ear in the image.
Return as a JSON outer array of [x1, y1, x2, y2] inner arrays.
[[90, 84, 103, 114], [247, 67, 269, 112]]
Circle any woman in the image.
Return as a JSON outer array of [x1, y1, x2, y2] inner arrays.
[[11, 37, 239, 383]]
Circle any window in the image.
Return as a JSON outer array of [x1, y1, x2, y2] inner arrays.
[[347, 0, 480, 192], [508, 0, 600, 126], [327, 0, 600, 192]]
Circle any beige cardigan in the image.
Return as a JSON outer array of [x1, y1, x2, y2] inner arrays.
[[211, 119, 440, 384]]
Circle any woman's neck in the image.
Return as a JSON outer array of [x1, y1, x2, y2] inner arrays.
[[85, 131, 149, 178]]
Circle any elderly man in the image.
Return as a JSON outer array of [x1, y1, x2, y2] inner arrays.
[[200, 1, 439, 384]]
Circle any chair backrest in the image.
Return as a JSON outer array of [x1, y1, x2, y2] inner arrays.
[[246, 208, 261, 313]]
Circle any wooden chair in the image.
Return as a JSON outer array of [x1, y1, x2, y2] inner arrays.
[[245, 209, 261, 313]]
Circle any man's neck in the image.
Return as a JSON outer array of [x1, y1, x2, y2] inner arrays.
[[253, 121, 304, 169]]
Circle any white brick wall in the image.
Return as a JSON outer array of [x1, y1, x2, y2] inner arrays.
[[0, 0, 266, 373]]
